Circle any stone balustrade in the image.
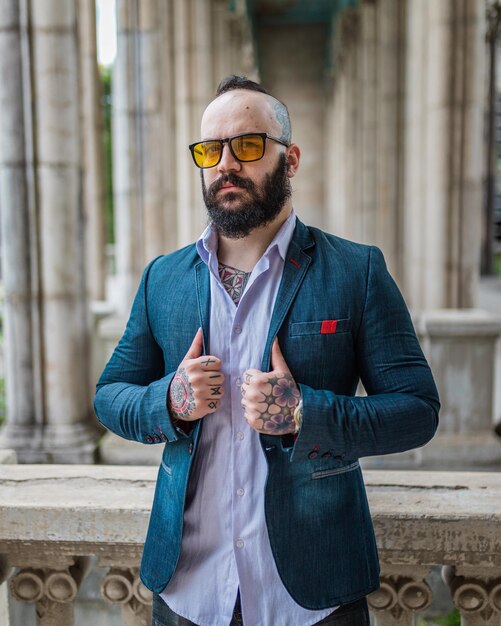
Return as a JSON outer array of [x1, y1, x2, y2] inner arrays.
[[0, 466, 500, 625]]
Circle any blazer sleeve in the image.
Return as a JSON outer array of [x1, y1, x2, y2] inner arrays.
[[93, 258, 186, 445], [292, 246, 440, 462]]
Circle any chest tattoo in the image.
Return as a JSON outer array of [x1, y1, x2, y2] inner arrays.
[[218, 262, 251, 306]]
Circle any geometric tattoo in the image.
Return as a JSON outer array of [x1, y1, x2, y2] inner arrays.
[[218, 262, 251, 306], [169, 367, 196, 419]]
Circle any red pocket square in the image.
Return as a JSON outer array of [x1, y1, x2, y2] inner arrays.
[[321, 320, 338, 334]]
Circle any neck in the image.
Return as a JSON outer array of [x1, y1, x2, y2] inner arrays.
[[216, 206, 292, 272]]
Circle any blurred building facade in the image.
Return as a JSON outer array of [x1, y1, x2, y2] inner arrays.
[[0, 0, 500, 465]]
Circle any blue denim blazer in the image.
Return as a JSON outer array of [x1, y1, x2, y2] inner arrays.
[[94, 219, 440, 609]]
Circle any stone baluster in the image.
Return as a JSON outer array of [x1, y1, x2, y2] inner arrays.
[[442, 566, 501, 626], [101, 566, 152, 626], [0, 555, 12, 626], [368, 567, 432, 626], [9, 557, 90, 626]]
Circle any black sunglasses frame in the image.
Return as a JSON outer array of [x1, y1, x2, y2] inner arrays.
[[188, 132, 289, 169]]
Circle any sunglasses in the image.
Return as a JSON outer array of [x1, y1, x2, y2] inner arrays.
[[189, 132, 289, 169]]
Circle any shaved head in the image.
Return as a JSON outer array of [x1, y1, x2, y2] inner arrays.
[[213, 75, 291, 144]]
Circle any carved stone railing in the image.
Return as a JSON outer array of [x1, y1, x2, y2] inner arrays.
[[0, 466, 500, 625]]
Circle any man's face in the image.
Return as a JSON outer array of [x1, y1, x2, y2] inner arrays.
[[199, 90, 293, 239]]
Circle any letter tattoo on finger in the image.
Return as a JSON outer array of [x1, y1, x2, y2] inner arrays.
[[208, 401, 218, 409], [202, 358, 216, 367], [210, 386, 221, 395]]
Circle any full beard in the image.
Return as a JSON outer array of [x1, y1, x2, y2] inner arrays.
[[201, 153, 292, 239]]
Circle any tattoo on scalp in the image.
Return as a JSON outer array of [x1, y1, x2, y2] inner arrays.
[[273, 101, 291, 144], [252, 374, 300, 433], [169, 368, 196, 419]]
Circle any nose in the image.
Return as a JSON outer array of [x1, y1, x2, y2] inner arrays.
[[216, 142, 241, 174]]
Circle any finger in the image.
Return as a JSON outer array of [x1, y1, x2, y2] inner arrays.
[[270, 338, 290, 375], [205, 371, 224, 383], [243, 368, 262, 384], [206, 398, 220, 412], [197, 355, 222, 370], [207, 383, 224, 397], [184, 328, 204, 360]]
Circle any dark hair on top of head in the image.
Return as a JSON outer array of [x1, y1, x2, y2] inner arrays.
[[215, 75, 292, 145]]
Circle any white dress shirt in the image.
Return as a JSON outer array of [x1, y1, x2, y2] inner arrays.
[[161, 212, 336, 625]]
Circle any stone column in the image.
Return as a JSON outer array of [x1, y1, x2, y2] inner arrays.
[[0, 0, 39, 457], [369, 566, 432, 626], [174, 0, 213, 248], [359, 0, 377, 245], [113, 0, 143, 313], [402, 0, 486, 310], [325, 8, 361, 239], [113, 0, 177, 314], [0, 0, 97, 463], [374, 0, 405, 281], [101, 566, 152, 626], [32, 0, 95, 462], [78, 0, 106, 302]]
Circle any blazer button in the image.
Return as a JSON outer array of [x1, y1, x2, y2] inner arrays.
[[322, 452, 332, 459], [188, 443, 193, 454], [308, 450, 318, 460]]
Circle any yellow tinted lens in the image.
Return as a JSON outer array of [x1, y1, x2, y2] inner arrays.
[[194, 141, 221, 167], [231, 135, 264, 161]]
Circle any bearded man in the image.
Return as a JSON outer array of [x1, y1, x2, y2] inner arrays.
[[94, 75, 440, 626]]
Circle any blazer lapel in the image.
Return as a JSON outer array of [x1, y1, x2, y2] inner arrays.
[[260, 219, 315, 371], [194, 260, 211, 355]]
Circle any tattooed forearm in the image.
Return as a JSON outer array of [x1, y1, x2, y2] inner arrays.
[[253, 374, 300, 433], [169, 367, 196, 419]]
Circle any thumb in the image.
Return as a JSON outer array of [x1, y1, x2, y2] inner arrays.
[[184, 328, 204, 360], [270, 338, 290, 374]]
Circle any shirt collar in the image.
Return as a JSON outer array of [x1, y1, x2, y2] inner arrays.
[[196, 210, 297, 266]]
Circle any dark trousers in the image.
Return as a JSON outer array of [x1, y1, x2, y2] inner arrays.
[[151, 593, 370, 626]]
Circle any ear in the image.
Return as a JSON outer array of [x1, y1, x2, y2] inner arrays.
[[286, 144, 300, 178]]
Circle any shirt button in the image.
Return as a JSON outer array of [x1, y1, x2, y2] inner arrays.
[[236, 431, 244, 440], [236, 488, 245, 497], [234, 325, 242, 334], [236, 377, 242, 387], [235, 539, 245, 549]]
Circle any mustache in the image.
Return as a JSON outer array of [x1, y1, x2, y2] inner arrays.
[[207, 173, 256, 196]]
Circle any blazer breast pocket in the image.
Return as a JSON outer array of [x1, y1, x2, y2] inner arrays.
[[289, 318, 351, 337]]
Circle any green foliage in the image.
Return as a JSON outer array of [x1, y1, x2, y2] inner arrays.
[[495, 253, 501, 275], [100, 64, 114, 245], [417, 609, 460, 626], [0, 376, 5, 428]]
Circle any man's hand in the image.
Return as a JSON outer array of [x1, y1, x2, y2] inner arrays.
[[168, 328, 224, 422], [241, 338, 300, 435]]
